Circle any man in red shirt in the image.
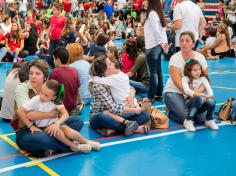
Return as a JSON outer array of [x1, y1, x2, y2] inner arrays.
[[50, 47, 82, 113], [46, 2, 67, 67]]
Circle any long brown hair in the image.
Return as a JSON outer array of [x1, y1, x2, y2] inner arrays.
[[218, 23, 230, 47], [184, 59, 209, 83], [146, 0, 166, 27]]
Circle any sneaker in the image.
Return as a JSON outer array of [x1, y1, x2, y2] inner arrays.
[[205, 120, 219, 130], [71, 144, 92, 153], [124, 120, 139, 136], [88, 141, 101, 151], [183, 119, 196, 132]]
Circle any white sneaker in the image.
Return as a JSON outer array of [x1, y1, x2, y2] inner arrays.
[[71, 144, 92, 153], [88, 141, 101, 151], [205, 120, 219, 130], [183, 120, 196, 132]]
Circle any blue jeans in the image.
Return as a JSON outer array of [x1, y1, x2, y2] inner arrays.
[[145, 45, 163, 98], [164, 92, 207, 124], [129, 80, 149, 94], [90, 111, 150, 133], [185, 97, 215, 121], [0, 47, 7, 61], [16, 116, 84, 157]]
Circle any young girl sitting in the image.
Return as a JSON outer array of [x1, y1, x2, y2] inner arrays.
[[17, 80, 100, 153], [182, 59, 219, 132]]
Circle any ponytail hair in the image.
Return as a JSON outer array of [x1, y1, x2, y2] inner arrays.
[[45, 80, 65, 104]]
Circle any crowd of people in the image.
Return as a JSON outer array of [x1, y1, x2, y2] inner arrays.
[[0, 0, 235, 157]]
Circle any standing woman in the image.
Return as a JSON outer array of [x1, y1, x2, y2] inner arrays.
[[144, 0, 168, 102]]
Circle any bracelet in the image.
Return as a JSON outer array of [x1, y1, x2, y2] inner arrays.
[[28, 123, 33, 129]]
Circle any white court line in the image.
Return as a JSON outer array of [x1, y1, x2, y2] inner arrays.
[[0, 122, 229, 173]]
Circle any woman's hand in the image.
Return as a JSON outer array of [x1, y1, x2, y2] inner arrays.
[[160, 43, 169, 54], [133, 106, 142, 114], [45, 123, 60, 137], [29, 125, 42, 133]]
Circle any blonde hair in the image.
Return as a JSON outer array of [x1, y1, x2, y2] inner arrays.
[[66, 43, 84, 64]]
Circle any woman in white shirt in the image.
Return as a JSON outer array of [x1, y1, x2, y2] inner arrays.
[[0, 16, 12, 35], [144, 0, 168, 101], [164, 31, 210, 125]]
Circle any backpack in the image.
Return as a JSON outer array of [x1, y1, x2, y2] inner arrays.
[[216, 97, 234, 121]]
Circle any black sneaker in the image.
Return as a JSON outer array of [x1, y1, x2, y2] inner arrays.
[[124, 120, 138, 136]]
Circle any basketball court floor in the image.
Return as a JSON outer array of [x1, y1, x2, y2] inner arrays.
[[0, 56, 235, 176]]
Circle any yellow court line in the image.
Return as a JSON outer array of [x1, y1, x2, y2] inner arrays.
[[212, 86, 236, 91], [0, 132, 15, 138], [0, 135, 59, 176]]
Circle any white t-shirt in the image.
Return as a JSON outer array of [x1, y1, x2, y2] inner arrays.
[[0, 23, 11, 35], [19, 0, 28, 12], [144, 10, 167, 49], [205, 37, 216, 46], [117, 0, 126, 11], [173, 0, 203, 47], [182, 76, 213, 97], [22, 95, 64, 127], [71, 0, 79, 12], [164, 51, 208, 94], [91, 71, 130, 104]]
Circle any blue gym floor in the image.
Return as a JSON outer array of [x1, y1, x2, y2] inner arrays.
[[0, 56, 236, 176]]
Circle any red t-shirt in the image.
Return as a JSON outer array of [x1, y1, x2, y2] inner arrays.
[[49, 66, 80, 112], [83, 2, 91, 11], [5, 33, 22, 52], [134, 0, 142, 11], [62, 1, 72, 14], [36, 1, 43, 9], [121, 52, 136, 73], [50, 15, 67, 40], [0, 32, 4, 42]]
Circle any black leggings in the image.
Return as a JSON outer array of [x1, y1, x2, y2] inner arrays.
[[211, 49, 230, 58]]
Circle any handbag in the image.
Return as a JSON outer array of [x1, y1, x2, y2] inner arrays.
[[217, 97, 234, 121], [150, 107, 169, 129]]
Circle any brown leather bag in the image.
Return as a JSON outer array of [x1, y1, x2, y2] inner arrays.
[[150, 106, 169, 129], [218, 97, 234, 121]]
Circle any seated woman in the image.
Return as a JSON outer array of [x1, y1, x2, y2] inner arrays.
[[0, 62, 24, 121], [14, 59, 84, 157], [126, 36, 150, 94], [22, 23, 39, 55], [89, 56, 150, 136], [164, 31, 210, 125], [198, 23, 231, 58], [3, 22, 28, 62]]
